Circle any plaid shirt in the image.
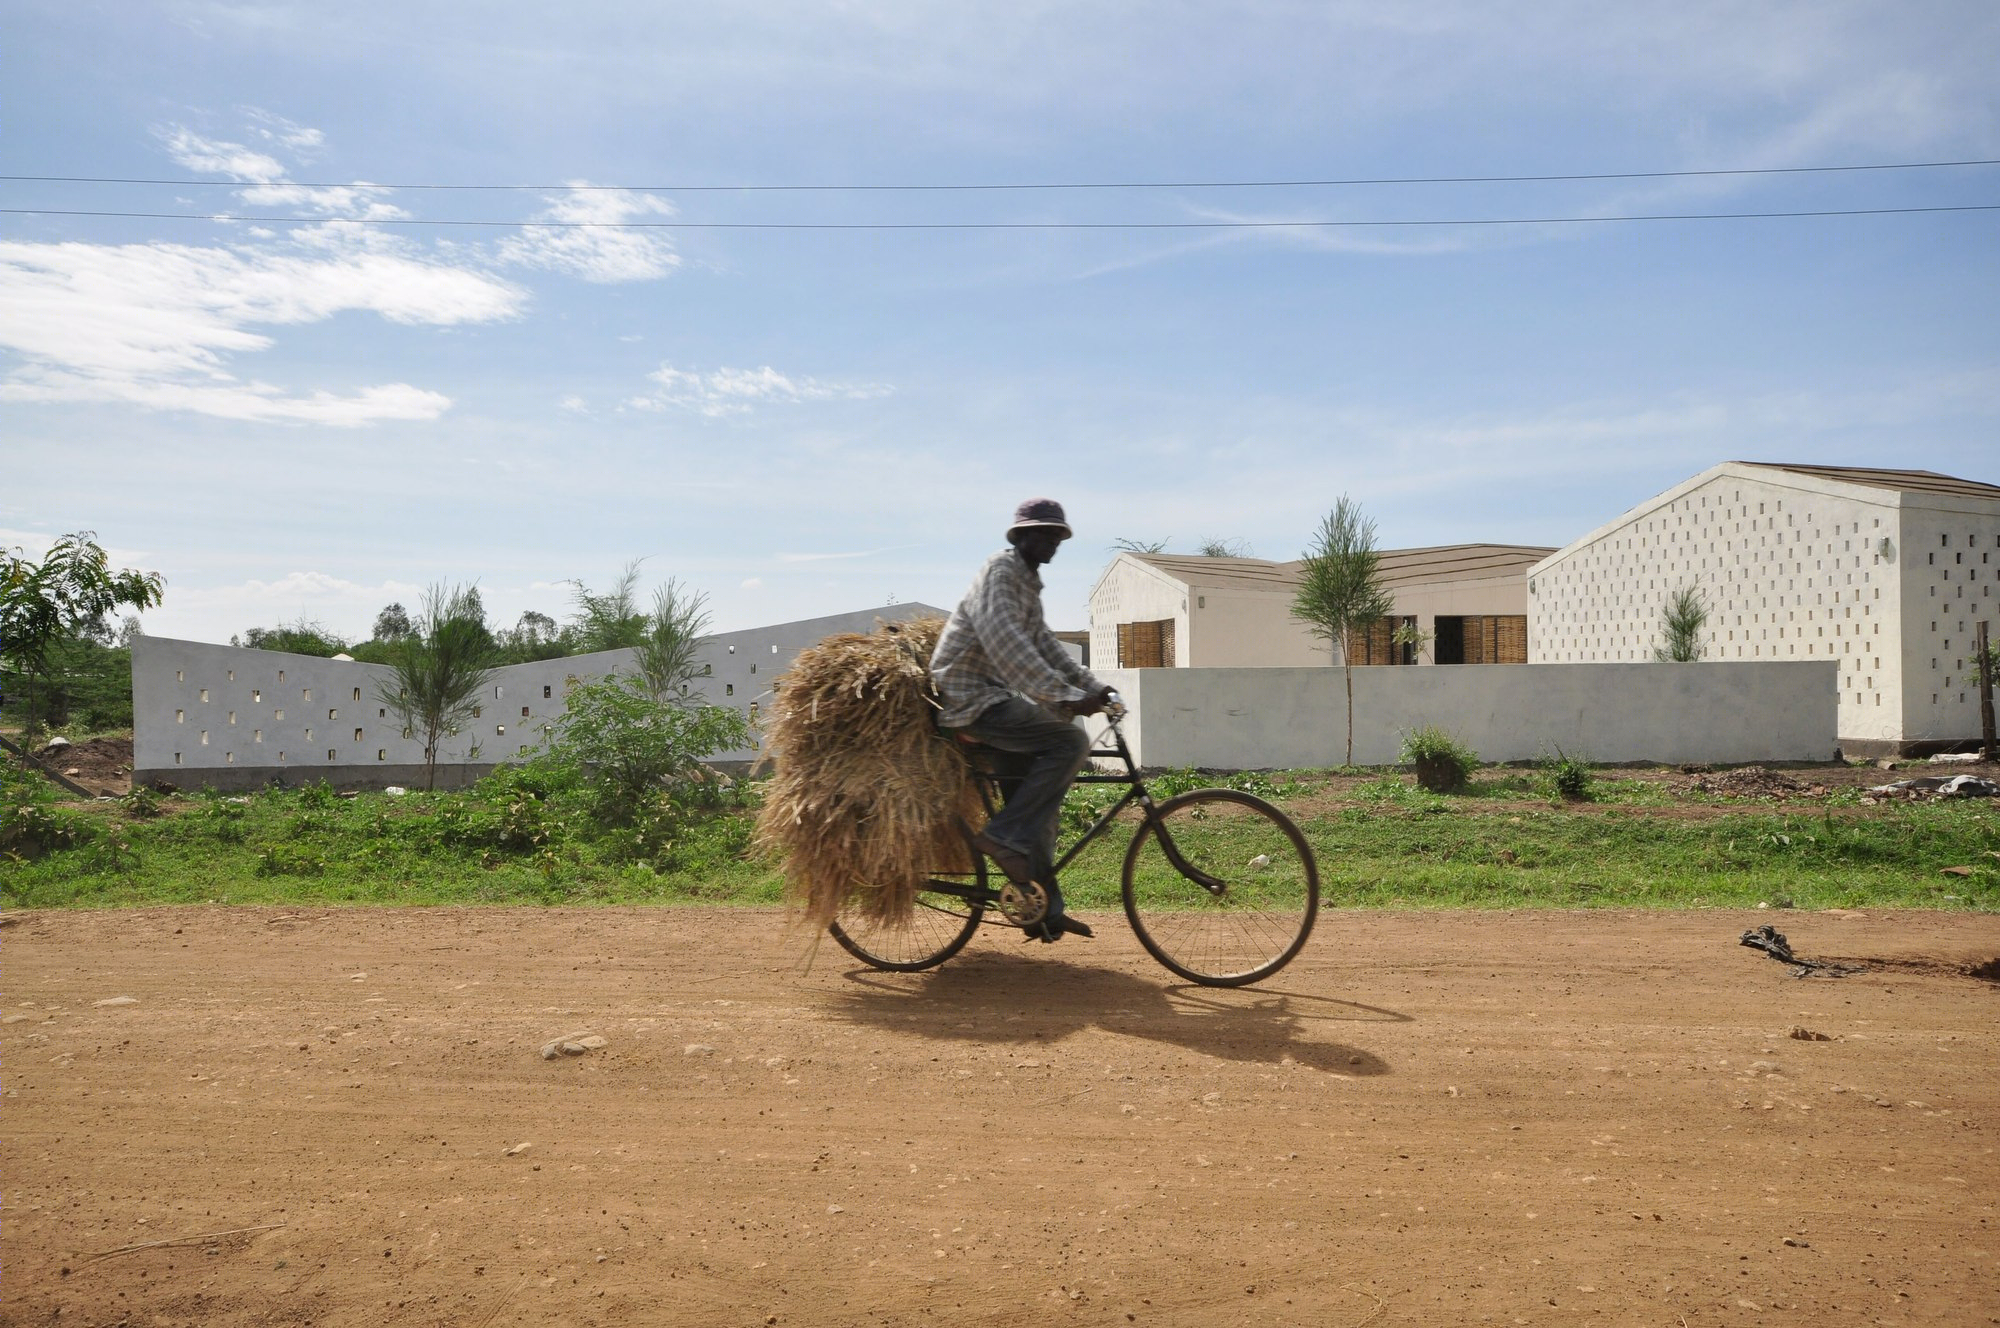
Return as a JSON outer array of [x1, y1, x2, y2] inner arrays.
[[931, 548, 1100, 726]]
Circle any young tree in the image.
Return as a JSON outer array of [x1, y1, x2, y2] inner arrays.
[[1111, 537, 1170, 555], [1, 532, 164, 743], [1290, 496, 1395, 765], [1651, 585, 1709, 662], [635, 579, 713, 705], [1196, 537, 1252, 558], [566, 561, 647, 652], [374, 584, 497, 791]]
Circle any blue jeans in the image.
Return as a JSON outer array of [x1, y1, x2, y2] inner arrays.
[[957, 696, 1092, 887]]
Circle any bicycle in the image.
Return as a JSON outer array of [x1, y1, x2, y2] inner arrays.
[[827, 694, 1320, 986]]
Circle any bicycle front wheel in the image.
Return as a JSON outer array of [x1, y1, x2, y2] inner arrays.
[[1122, 789, 1319, 986]]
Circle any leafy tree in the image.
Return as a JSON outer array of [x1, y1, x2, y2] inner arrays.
[[566, 561, 647, 652], [636, 580, 713, 705], [243, 619, 348, 657], [1, 532, 164, 743], [1651, 585, 1708, 662], [536, 673, 750, 822], [1290, 496, 1394, 765], [374, 584, 497, 791], [372, 602, 414, 641], [491, 609, 567, 664]]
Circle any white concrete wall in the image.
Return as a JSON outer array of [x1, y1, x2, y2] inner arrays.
[[1898, 499, 2000, 743], [1528, 463, 1931, 744], [131, 602, 952, 789], [1099, 661, 1838, 768]]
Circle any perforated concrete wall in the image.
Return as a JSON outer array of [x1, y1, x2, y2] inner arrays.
[[130, 603, 949, 790], [1528, 463, 1999, 750]]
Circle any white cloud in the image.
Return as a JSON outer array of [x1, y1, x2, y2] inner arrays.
[[628, 363, 894, 418], [0, 236, 524, 424], [558, 395, 589, 413], [740, 578, 764, 591], [496, 186, 682, 283], [242, 108, 325, 156], [157, 126, 285, 182]]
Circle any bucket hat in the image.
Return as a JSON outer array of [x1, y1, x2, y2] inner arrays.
[[1006, 497, 1072, 540]]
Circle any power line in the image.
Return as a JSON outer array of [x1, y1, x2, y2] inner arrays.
[[2, 158, 1998, 193], [4, 204, 1997, 229]]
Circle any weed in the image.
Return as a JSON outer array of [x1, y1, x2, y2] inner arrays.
[[1400, 726, 1478, 792], [1540, 746, 1595, 802]]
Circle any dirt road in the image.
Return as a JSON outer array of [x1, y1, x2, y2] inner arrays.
[[4, 906, 1996, 1326]]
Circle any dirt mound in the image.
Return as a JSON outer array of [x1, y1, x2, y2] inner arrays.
[[33, 736, 133, 797], [1673, 765, 1826, 800]]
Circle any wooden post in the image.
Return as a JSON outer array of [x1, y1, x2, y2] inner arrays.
[[1978, 620, 1996, 762]]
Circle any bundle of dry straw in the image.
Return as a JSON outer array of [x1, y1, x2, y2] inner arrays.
[[755, 617, 984, 929]]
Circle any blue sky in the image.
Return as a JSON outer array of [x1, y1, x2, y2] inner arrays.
[[6, 1, 1997, 644]]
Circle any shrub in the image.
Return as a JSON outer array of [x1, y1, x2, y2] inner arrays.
[[534, 674, 752, 824], [1399, 725, 1478, 792], [1541, 746, 1595, 802]]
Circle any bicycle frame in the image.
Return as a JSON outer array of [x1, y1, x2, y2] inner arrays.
[[935, 700, 1229, 910]]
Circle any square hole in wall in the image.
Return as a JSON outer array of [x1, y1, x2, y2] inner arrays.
[[329, 709, 338, 721], [254, 730, 262, 743], [472, 705, 482, 719], [174, 752, 182, 766], [303, 688, 312, 702], [521, 706, 529, 718], [176, 709, 184, 724], [352, 687, 361, 701], [305, 728, 313, 741], [378, 750, 387, 762], [328, 750, 337, 761], [227, 670, 235, 682], [228, 711, 237, 724], [200, 730, 209, 745], [543, 685, 552, 699], [494, 685, 504, 699], [496, 724, 506, 736], [278, 751, 286, 762], [177, 670, 184, 683], [225, 751, 234, 763], [252, 690, 261, 703], [200, 688, 210, 702], [278, 670, 285, 683], [353, 728, 363, 743], [275, 708, 285, 721]]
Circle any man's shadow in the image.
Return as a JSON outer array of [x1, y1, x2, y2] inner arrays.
[[822, 949, 1403, 1076]]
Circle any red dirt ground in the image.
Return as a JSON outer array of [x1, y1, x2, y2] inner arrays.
[[3, 906, 1996, 1327]]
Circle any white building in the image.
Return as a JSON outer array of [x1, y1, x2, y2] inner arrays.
[[1088, 546, 1552, 670], [1527, 462, 2000, 755]]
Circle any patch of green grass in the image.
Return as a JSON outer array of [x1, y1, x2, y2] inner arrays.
[[4, 766, 1996, 915]]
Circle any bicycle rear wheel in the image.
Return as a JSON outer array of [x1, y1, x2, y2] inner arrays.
[[1122, 789, 1319, 986], [827, 852, 987, 972]]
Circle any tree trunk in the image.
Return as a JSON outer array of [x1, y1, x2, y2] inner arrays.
[[1343, 661, 1355, 767]]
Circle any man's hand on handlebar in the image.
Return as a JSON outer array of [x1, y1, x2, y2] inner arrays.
[[1066, 685, 1117, 718]]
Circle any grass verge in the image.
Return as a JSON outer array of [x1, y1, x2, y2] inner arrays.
[[3, 767, 1996, 913]]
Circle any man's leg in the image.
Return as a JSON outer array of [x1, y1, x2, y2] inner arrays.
[[961, 696, 1091, 890]]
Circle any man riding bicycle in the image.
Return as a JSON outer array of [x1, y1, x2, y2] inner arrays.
[[930, 498, 1115, 942]]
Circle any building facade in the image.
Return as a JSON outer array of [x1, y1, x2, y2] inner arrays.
[[1087, 546, 1552, 670], [1527, 462, 2000, 754]]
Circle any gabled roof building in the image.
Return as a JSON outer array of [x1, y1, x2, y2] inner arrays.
[[1088, 545, 1553, 670], [1527, 462, 2000, 754]]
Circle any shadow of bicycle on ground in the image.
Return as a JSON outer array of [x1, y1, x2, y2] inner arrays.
[[822, 950, 1405, 1076]]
